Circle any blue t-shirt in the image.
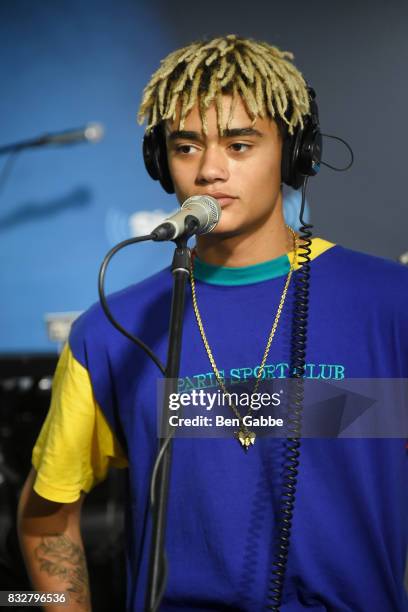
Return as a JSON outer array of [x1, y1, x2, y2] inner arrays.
[[69, 238, 408, 611]]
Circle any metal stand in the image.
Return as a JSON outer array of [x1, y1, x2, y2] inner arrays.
[[0, 139, 46, 156], [145, 237, 191, 612]]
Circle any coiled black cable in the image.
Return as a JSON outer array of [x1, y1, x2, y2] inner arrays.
[[266, 175, 312, 610]]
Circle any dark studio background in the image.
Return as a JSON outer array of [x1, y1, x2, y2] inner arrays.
[[0, 0, 407, 608]]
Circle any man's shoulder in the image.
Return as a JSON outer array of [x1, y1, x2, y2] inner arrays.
[[69, 266, 173, 357], [317, 240, 408, 284], [103, 265, 173, 311], [315, 240, 408, 310]]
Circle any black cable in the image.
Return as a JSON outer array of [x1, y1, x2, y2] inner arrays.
[[98, 235, 166, 375], [320, 133, 354, 171], [266, 176, 312, 610]]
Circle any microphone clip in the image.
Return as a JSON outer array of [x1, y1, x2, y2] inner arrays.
[[171, 239, 191, 275], [151, 215, 199, 242]]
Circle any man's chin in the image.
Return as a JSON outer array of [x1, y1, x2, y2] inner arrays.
[[200, 224, 245, 241]]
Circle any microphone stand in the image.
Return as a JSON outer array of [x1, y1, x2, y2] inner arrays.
[[145, 234, 193, 612], [0, 125, 103, 156], [0, 137, 50, 156]]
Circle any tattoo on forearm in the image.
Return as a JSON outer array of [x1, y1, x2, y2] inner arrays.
[[34, 534, 90, 609]]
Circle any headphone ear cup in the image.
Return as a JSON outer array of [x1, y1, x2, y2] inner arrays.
[[281, 86, 322, 190], [143, 131, 160, 181], [142, 126, 175, 194], [281, 127, 302, 189], [298, 127, 322, 178]]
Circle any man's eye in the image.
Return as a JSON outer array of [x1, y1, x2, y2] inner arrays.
[[175, 144, 196, 154], [229, 142, 251, 152]]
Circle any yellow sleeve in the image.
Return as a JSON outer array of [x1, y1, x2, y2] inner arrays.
[[32, 343, 128, 503]]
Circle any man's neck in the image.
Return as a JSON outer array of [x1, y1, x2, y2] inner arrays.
[[195, 210, 296, 268]]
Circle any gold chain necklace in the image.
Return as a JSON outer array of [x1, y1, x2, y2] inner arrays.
[[189, 226, 298, 452]]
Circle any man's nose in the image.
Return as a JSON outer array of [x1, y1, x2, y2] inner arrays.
[[196, 146, 229, 184]]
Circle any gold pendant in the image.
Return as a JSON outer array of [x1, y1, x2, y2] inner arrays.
[[234, 429, 256, 452]]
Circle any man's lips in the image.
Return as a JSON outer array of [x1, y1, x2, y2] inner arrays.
[[206, 193, 237, 206]]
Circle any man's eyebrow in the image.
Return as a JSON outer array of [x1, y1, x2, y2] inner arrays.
[[167, 127, 263, 141], [167, 130, 202, 141], [222, 127, 263, 138]]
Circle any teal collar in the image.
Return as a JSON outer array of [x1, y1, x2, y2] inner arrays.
[[193, 253, 290, 286]]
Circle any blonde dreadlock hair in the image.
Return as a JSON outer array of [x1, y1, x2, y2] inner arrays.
[[138, 34, 310, 137]]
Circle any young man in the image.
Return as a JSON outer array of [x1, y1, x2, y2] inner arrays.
[[18, 35, 408, 611]]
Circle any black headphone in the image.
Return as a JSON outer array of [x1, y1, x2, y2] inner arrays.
[[142, 85, 322, 193]]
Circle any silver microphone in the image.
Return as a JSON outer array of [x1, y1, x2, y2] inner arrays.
[[39, 122, 105, 146], [152, 195, 221, 241]]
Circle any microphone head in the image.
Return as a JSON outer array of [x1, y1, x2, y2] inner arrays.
[[181, 195, 221, 234], [84, 122, 105, 143]]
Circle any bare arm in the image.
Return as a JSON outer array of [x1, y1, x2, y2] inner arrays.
[[17, 468, 91, 611]]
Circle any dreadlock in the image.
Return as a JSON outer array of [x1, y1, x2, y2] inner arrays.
[[137, 34, 310, 137]]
